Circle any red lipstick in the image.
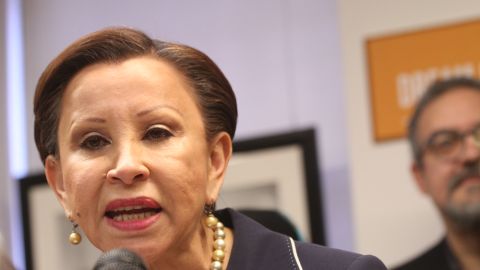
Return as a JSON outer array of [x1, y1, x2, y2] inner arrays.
[[104, 197, 161, 231]]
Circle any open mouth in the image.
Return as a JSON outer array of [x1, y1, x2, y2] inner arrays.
[[104, 197, 162, 228], [105, 206, 161, 222]]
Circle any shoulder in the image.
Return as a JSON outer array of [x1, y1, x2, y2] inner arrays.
[[392, 238, 451, 270], [295, 241, 386, 270], [217, 208, 386, 270]]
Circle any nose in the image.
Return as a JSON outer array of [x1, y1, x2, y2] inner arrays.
[[461, 135, 480, 164], [106, 143, 150, 185]]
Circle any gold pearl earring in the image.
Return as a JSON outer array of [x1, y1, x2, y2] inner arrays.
[[204, 203, 226, 270], [69, 222, 82, 245]]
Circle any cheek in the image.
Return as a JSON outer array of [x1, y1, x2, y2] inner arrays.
[[62, 162, 103, 218], [167, 161, 209, 199], [422, 161, 455, 201], [174, 140, 210, 185], [158, 152, 210, 205]]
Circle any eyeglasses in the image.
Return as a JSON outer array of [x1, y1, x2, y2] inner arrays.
[[421, 124, 480, 161]]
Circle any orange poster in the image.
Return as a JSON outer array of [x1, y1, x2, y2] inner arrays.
[[367, 19, 480, 141]]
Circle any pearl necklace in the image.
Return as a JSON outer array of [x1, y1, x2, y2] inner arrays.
[[205, 214, 226, 270]]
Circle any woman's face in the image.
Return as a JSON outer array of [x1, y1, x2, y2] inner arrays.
[[45, 56, 230, 262]]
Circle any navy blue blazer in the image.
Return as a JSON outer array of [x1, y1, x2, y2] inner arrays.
[[216, 208, 387, 270], [393, 238, 460, 270]]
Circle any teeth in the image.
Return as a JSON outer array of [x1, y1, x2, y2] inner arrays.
[[111, 211, 155, 221], [114, 206, 144, 212]]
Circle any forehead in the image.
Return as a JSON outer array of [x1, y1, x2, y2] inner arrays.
[[58, 56, 203, 124], [63, 56, 194, 104], [417, 87, 480, 141]]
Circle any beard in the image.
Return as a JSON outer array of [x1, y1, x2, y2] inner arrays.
[[444, 194, 480, 232], [443, 162, 480, 232]]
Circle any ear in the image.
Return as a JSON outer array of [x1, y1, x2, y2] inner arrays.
[[206, 132, 232, 203], [45, 155, 72, 218], [412, 162, 429, 194]]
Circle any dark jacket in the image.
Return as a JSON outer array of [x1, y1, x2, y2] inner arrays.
[[392, 238, 460, 270], [216, 208, 387, 270]]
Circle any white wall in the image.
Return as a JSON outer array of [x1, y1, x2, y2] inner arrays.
[[338, 0, 480, 267], [20, 0, 352, 257], [0, 0, 11, 254]]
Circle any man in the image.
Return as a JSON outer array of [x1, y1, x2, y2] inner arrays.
[[394, 77, 480, 270]]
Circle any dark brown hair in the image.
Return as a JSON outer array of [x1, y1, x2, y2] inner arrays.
[[34, 27, 237, 163]]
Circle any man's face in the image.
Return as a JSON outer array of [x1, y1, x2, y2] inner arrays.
[[413, 87, 480, 227]]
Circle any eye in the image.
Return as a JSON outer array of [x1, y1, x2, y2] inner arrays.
[[427, 131, 461, 156], [80, 134, 110, 150], [472, 125, 480, 143], [143, 126, 173, 141]]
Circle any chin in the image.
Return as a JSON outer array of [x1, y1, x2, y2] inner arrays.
[[126, 245, 163, 268]]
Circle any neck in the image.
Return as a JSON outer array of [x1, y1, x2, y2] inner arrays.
[[146, 224, 211, 270], [446, 221, 480, 270], [146, 224, 234, 270]]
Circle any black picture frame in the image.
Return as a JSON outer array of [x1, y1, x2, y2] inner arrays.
[[228, 128, 325, 245], [19, 174, 45, 270]]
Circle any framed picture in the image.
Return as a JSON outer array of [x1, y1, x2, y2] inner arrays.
[[19, 174, 101, 270], [218, 128, 325, 245], [20, 128, 324, 270]]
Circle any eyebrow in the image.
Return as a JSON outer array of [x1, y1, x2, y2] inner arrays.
[[69, 105, 184, 128], [69, 117, 106, 127], [136, 105, 183, 117], [424, 125, 479, 146], [426, 129, 455, 142], [84, 117, 106, 123]]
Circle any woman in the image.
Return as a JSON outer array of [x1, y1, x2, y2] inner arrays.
[[34, 27, 386, 269]]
